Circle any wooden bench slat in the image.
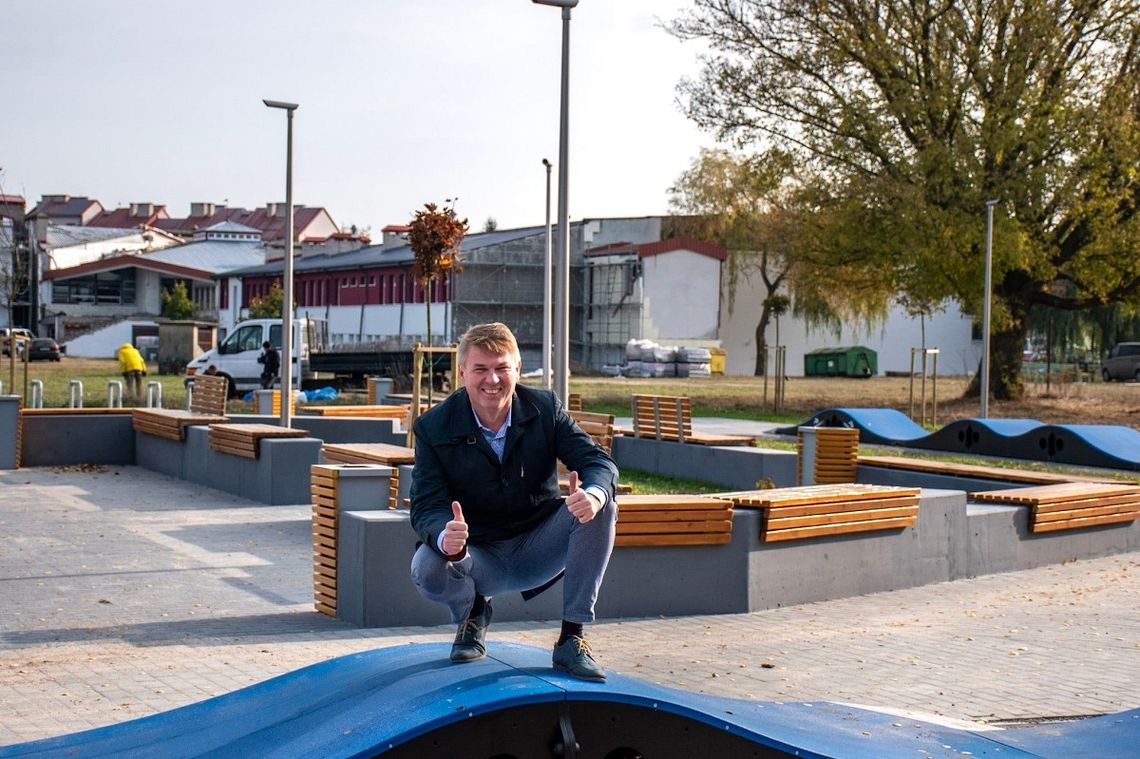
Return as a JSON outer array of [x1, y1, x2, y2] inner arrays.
[[768, 505, 919, 530], [616, 494, 734, 510], [1033, 504, 1140, 523], [766, 495, 921, 518], [1033, 494, 1140, 513], [764, 516, 917, 542], [615, 533, 732, 547], [617, 520, 733, 535], [619, 508, 733, 523], [1032, 511, 1140, 532], [972, 482, 1140, 504]]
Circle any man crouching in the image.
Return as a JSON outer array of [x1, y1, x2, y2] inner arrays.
[[409, 322, 619, 680]]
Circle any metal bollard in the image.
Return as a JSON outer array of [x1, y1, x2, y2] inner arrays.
[[68, 379, 85, 408], [107, 380, 123, 408], [146, 381, 163, 408], [30, 380, 44, 409], [185, 380, 194, 410]]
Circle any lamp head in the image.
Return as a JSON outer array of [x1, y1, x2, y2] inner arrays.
[[531, 0, 579, 7], [263, 99, 299, 111], [542, 158, 552, 168]]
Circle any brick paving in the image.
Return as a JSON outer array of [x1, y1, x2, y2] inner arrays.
[[1, 465, 1137, 746]]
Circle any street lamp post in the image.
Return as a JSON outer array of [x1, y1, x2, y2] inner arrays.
[[981, 199, 999, 418], [263, 98, 298, 428], [542, 158, 553, 389], [532, 0, 577, 404]]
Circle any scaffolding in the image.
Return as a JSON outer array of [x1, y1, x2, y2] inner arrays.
[[450, 234, 586, 371], [583, 254, 643, 368]]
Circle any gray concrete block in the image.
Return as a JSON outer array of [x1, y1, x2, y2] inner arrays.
[[134, 430, 187, 479], [598, 509, 758, 618], [0, 397, 19, 470], [965, 500, 1140, 578], [319, 464, 393, 511], [17, 410, 136, 468], [237, 414, 404, 445], [613, 436, 798, 489], [746, 489, 967, 610], [259, 437, 323, 504]]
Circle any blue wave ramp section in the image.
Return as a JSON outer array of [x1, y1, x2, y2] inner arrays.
[[785, 408, 929, 445], [4, 642, 1136, 758]]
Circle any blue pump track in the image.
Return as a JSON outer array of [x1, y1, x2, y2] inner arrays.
[[783, 408, 1140, 470], [2, 643, 1136, 758]]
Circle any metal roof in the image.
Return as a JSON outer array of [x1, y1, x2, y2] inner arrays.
[[144, 239, 266, 273], [224, 225, 547, 278]]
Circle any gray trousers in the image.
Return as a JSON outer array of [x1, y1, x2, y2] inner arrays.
[[410, 501, 617, 625]]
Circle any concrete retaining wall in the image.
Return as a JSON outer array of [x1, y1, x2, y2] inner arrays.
[[18, 411, 136, 468], [613, 436, 798, 489]]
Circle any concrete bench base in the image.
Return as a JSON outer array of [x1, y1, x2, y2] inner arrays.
[[335, 489, 979, 628], [136, 426, 323, 504]]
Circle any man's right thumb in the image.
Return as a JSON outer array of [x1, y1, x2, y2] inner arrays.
[[452, 501, 465, 523]]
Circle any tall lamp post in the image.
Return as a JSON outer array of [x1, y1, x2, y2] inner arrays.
[[542, 158, 553, 389], [981, 199, 999, 419], [263, 98, 298, 428], [532, 0, 577, 404]]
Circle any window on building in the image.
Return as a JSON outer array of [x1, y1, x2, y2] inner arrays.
[[51, 269, 136, 305]]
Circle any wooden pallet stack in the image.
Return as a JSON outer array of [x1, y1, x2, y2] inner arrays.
[[613, 494, 734, 547], [796, 427, 860, 485], [717, 483, 920, 542], [207, 423, 307, 459], [971, 482, 1140, 533]]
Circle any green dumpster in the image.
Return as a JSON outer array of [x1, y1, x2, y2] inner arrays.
[[803, 346, 877, 378]]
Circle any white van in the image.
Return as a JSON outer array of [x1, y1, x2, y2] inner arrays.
[[185, 318, 328, 396]]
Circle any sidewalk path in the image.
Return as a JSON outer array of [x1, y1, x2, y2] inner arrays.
[[1, 465, 1137, 746]]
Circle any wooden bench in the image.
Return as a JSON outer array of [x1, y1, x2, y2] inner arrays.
[[300, 404, 410, 421], [131, 409, 228, 441], [207, 423, 309, 459], [132, 374, 229, 441], [971, 482, 1140, 533], [558, 410, 632, 495], [613, 493, 734, 547], [715, 483, 921, 542], [631, 394, 755, 446], [21, 407, 134, 415], [858, 455, 1117, 484], [321, 442, 416, 508]]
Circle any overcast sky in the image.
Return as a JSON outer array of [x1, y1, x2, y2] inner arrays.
[[2, 0, 713, 235]]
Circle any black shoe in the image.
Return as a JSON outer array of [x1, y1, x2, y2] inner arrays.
[[552, 635, 606, 681], [450, 598, 492, 662]]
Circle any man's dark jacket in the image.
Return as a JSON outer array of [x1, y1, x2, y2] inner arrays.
[[410, 385, 618, 554]]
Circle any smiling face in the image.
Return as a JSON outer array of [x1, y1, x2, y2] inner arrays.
[[460, 343, 520, 429]]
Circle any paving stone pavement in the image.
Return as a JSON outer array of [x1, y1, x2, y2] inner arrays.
[[1, 465, 1137, 746]]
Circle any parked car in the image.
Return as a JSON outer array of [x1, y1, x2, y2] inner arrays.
[[27, 338, 62, 362], [1101, 341, 1140, 382], [1, 328, 35, 357]]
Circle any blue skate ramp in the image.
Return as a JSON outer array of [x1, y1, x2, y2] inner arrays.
[[1013, 424, 1140, 471], [784, 408, 929, 445], [911, 417, 1044, 456], [4, 642, 1136, 758]]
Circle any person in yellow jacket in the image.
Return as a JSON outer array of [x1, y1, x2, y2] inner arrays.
[[116, 343, 147, 403]]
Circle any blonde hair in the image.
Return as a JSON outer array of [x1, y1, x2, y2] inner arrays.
[[458, 322, 520, 366]]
